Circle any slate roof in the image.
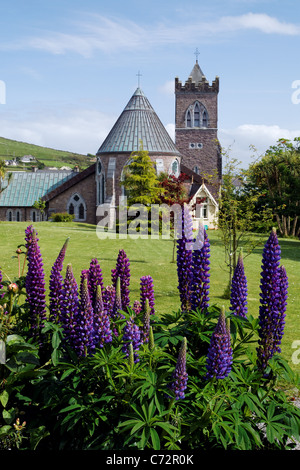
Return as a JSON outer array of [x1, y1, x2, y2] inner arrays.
[[0, 170, 75, 207], [189, 61, 205, 83], [97, 87, 181, 156]]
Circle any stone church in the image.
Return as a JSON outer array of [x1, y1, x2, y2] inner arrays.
[[0, 59, 221, 228]]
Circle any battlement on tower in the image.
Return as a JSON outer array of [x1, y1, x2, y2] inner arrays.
[[175, 75, 219, 93]]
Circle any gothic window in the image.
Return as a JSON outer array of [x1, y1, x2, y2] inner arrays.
[[185, 102, 209, 128], [67, 194, 86, 221], [7, 210, 12, 221], [16, 211, 20, 222]]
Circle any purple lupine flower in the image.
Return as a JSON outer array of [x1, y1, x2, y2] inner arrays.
[[206, 307, 232, 380], [110, 277, 125, 337], [59, 263, 80, 350], [122, 317, 142, 363], [191, 223, 210, 313], [229, 250, 248, 318], [102, 285, 115, 318], [111, 249, 131, 310], [176, 204, 194, 312], [49, 237, 69, 323], [169, 337, 188, 400], [256, 228, 287, 372], [88, 258, 104, 310], [93, 284, 112, 348], [132, 300, 142, 317], [140, 275, 155, 316], [141, 298, 151, 344], [74, 271, 95, 357], [275, 265, 288, 353], [24, 226, 47, 340]]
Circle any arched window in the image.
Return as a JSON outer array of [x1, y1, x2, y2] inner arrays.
[[7, 210, 12, 221], [185, 102, 209, 128], [67, 194, 86, 222], [16, 211, 20, 222]]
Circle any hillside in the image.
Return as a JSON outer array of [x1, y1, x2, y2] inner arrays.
[[0, 136, 95, 170]]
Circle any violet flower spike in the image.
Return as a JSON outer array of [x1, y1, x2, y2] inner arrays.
[[75, 271, 95, 358], [59, 263, 80, 351], [176, 204, 193, 312], [93, 284, 112, 348], [24, 226, 47, 340], [229, 250, 248, 318], [206, 307, 233, 380], [111, 249, 131, 310], [191, 223, 210, 313], [122, 317, 142, 363], [49, 237, 69, 323], [169, 337, 188, 400], [256, 228, 286, 373], [140, 275, 155, 316], [88, 258, 104, 310]]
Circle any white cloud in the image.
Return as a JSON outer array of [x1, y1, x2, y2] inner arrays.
[[2, 13, 299, 57], [0, 108, 116, 155], [219, 124, 300, 165]]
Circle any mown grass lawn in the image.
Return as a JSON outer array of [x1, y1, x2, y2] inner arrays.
[[0, 221, 299, 371]]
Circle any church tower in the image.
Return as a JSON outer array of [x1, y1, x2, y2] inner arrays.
[[175, 56, 222, 183]]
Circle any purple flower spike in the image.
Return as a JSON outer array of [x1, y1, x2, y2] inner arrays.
[[176, 204, 193, 312], [229, 250, 248, 318], [24, 226, 47, 340], [75, 271, 95, 358], [93, 284, 112, 348], [140, 275, 155, 316], [257, 228, 287, 373], [111, 249, 131, 310], [206, 307, 232, 380], [141, 298, 151, 344], [191, 224, 210, 313], [49, 237, 69, 323], [169, 337, 188, 400], [60, 263, 80, 350], [88, 258, 104, 309], [103, 285, 116, 318], [122, 317, 142, 363]]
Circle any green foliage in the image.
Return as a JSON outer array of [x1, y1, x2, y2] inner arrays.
[[121, 141, 161, 206], [247, 137, 300, 238], [50, 212, 75, 222]]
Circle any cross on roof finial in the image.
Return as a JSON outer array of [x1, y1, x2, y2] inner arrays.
[[194, 48, 200, 63], [136, 70, 142, 88]]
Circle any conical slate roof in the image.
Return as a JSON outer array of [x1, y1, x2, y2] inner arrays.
[[189, 61, 205, 83], [97, 88, 180, 155]]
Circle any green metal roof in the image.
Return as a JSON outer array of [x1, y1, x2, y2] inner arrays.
[[0, 171, 74, 207], [97, 88, 181, 156]]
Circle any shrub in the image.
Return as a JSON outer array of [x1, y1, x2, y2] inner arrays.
[[50, 212, 75, 222]]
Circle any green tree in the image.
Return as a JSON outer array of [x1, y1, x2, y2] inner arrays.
[[121, 142, 161, 206], [247, 138, 300, 238], [218, 150, 272, 295]]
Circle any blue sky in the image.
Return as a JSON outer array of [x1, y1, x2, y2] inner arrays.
[[0, 0, 299, 167]]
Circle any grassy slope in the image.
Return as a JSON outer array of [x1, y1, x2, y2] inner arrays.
[[0, 136, 93, 169], [0, 221, 299, 371]]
